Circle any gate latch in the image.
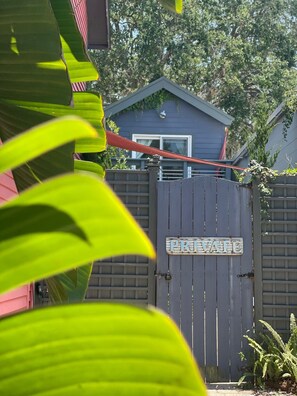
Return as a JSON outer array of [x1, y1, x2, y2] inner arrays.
[[155, 271, 172, 281], [237, 271, 254, 279]]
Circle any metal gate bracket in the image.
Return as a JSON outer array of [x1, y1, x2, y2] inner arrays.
[[237, 271, 254, 279], [155, 271, 172, 281]]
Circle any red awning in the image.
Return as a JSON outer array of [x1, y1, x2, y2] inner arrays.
[[106, 131, 245, 171]]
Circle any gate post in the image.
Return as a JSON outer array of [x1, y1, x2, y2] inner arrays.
[[147, 155, 160, 305], [252, 180, 263, 333]]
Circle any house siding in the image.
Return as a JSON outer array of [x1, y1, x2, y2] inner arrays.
[[70, 0, 87, 92], [113, 98, 225, 160], [0, 142, 33, 316], [0, 171, 17, 203], [266, 112, 297, 170]]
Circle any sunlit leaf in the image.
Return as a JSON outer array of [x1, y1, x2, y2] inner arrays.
[[75, 138, 106, 153], [0, 94, 105, 191], [50, 0, 98, 82], [0, 304, 206, 396], [1, 92, 105, 142], [0, 117, 97, 175], [0, 0, 72, 104], [0, 174, 155, 295], [74, 160, 105, 178]]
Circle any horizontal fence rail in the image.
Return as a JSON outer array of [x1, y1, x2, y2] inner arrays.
[[110, 158, 233, 180]]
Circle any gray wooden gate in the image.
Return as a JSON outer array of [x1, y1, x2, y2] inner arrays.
[[156, 176, 253, 382]]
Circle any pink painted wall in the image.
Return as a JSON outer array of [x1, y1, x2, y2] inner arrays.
[[0, 285, 33, 316], [0, 143, 33, 316], [71, 0, 87, 92], [0, 170, 17, 203]]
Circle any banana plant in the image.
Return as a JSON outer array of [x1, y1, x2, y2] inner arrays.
[[0, 117, 206, 396], [0, 0, 106, 301], [0, 0, 183, 302]]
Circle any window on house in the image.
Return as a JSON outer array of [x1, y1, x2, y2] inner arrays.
[[132, 134, 192, 179]]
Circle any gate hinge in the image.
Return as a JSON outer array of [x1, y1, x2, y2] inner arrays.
[[237, 271, 254, 279], [155, 271, 172, 281]]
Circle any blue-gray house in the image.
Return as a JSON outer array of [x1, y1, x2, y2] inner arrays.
[[105, 77, 233, 178]]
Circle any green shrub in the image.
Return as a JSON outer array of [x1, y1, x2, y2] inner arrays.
[[240, 314, 297, 392]]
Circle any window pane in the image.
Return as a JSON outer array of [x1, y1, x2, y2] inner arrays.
[[163, 138, 188, 156], [135, 138, 160, 159]]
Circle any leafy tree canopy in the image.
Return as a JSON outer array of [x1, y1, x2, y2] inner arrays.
[[90, 0, 297, 155]]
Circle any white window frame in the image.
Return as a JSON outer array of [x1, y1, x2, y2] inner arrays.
[[131, 134, 192, 158]]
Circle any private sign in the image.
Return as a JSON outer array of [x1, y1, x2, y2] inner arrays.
[[166, 237, 243, 256]]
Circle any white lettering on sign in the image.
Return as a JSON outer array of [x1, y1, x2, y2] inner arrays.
[[166, 237, 243, 256]]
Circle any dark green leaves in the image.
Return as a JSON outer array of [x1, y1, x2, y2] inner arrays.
[[0, 0, 72, 104]]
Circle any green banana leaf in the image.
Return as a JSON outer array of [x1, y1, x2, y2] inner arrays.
[[5, 92, 105, 138], [75, 137, 107, 153], [159, 0, 183, 13], [0, 116, 97, 175], [40, 163, 104, 304], [74, 159, 105, 177], [0, 92, 105, 191], [0, 304, 206, 396], [50, 0, 98, 82], [0, 0, 72, 104], [0, 173, 155, 295], [47, 264, 93, 303], [0, 1, 103, 195]]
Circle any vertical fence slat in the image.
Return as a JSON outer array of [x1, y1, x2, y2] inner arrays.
[[156, 182, 170, 313], [216, 179, 231, 381], [180, 179, 194, 348], [192, 178, 206, 373], [240, 186, 254, 349], [253, 180, 263, 333], [147, 159, 159, 305], [228, 183, 243, 381], [204, 178, 218, 382], [168, 181, 182, 326]]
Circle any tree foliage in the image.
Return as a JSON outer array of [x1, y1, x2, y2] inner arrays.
[[90, 0, 297, 155]]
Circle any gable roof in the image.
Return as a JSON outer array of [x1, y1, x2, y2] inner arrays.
[[105, 77, 234, 126]]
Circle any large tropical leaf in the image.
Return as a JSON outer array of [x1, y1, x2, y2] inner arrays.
[[0, 93, 105, 191], [50, 0, 98, 83], [47, 264, 93, 303], [74, 159, 105, 177], [0, 304, 206, 396], [5, 92, 105, 140], [0, 116, 97, 175], [0, 173, 155, 295], [0, 0, 72, 104]]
